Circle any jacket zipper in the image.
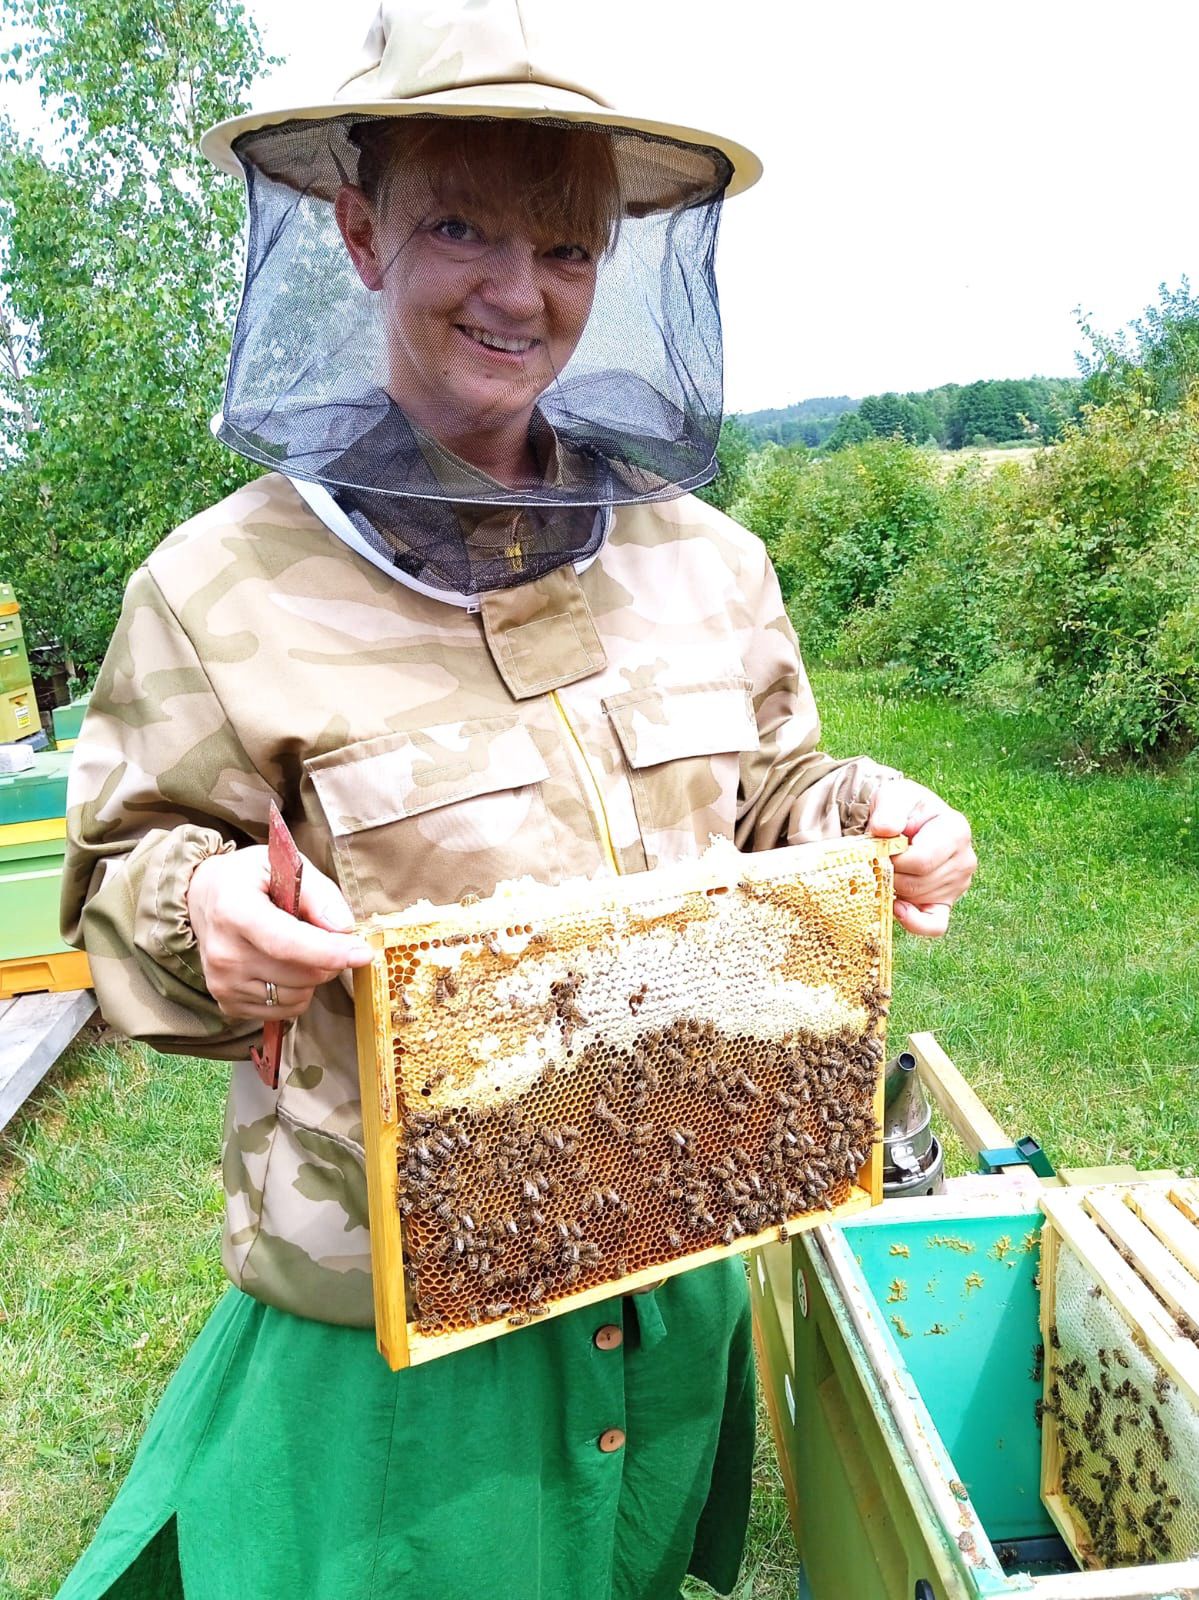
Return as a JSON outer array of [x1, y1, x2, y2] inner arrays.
[[548, 690, 620, 877]]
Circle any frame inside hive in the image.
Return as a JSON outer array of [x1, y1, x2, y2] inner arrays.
[[353, 836, 902, 1369], [1038, 1184, 1199, 1571]]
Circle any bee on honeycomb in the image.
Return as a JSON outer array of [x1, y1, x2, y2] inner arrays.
[[360, 838, 901, 1358]]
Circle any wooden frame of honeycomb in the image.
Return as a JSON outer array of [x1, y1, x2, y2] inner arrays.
[[1039, 1182, 1199, 1570], [353, 836, 902, 1369]]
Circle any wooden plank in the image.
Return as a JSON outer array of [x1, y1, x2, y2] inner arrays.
[[1085, 1186, 1199, 1336], [1037, 1202, 1082, 1564], [1169, 1179, 1199, 1225], [1029, 1555, 1199, 1598], [0, 997, 15, 1025], [353, 944, 409, 1372], [1057, 1164, 1178, 1188], [869, 850, 899, 1206], [0, 987, 96, 1131], [1127, 1186, 1199, 1281], [905, 1031, 1010, 1161]]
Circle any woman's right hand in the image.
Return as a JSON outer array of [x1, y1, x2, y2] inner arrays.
[[186, 847, 374, 1020]]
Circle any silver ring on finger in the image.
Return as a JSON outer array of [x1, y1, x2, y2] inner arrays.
[[264, 979, 279, 1008]]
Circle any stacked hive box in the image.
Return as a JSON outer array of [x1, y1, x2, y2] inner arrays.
[[51, 693, 91, 752], [0, 582, 37, 744], [0, 752, 91, 997], [354, 836, 901, 1369]]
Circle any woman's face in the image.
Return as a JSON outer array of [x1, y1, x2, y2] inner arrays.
[[337, 172, 600, 446]]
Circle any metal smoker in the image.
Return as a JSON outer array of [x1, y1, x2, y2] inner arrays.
[[882, 1050, 944, 1197]]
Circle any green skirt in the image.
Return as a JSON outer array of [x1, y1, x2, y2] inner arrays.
[[55, 1260, 754, 1600]]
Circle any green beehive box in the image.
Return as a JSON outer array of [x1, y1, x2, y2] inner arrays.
[[0, 752, 72, 825], [0, 612, 23, 647], [0, 832, 72, 963], [52, 694, 91, 745], [0, 581, 17, 612], [759, 1182, 1199, 1599]]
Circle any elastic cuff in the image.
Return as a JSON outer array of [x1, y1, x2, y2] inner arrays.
[[839, 766, 903, 836], [146, 825, 237, 990]]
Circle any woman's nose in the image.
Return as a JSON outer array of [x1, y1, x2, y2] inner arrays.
[[477, 241, 545, 322]]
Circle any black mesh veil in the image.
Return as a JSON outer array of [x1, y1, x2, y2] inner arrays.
[[217, 113, 730, 597]]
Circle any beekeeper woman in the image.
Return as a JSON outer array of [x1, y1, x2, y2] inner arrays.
[[58, 3, 975, 1596]]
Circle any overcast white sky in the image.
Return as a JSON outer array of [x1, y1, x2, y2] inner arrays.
[[15, 1, 1199, 412]]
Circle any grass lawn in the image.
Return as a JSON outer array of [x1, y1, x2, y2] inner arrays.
[[3, 669, 1196, 1599]]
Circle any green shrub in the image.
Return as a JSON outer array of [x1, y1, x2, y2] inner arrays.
[[992, 390, 1199, 755], [837, 461, 1016, 696], [771, 438, 944, 651], [726, 441, 809, 603]]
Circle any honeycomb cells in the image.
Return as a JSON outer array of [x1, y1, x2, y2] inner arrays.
[[376, 842, 894, 1338], [1045, 1219, 1199, 1568]]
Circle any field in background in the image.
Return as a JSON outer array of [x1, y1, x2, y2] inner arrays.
[[2, 669, 1195, 1599], [939, 443, 1045, 474]]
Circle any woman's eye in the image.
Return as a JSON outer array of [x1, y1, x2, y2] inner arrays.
[[432, 217, 482, 243], [548, 243, 591, 263]]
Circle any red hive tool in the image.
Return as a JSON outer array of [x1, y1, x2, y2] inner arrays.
[[250, 801, 303, 1090]]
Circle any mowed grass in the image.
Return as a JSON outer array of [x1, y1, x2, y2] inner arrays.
[[0, 1042, 227, 1598], [816, 669, 1198, 1179], [4, 669, 1198, 1598]]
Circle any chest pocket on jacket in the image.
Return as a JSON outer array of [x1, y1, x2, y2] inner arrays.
[[602, 677, 760, 869], [305, 716, 555, 918]]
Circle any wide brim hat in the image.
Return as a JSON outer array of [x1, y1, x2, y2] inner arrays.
[[201, 0, 763, 211]]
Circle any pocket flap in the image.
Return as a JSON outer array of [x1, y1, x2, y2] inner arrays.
[[603, 678, 760, 770], [305, 717, 549, 835]]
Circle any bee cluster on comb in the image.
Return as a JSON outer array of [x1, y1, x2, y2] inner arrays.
[[354, 837, 902, 1368], [1039, 1184, 1199, 1570]]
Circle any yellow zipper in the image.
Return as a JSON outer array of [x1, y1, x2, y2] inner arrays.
[[548, 690, 620, 877]]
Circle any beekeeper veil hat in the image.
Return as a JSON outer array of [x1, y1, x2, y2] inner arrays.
[[202, 1, 763, 600]]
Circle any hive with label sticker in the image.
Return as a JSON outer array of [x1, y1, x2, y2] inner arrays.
[[353, 836, 902, 1368], [1039, 1182, 1199, 1571]]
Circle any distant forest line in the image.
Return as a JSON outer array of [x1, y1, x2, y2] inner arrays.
[[737, 376, 1081, 452]]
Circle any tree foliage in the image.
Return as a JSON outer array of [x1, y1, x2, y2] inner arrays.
[[729, 436, 944, 652], [735, 395, 855, 450], [991, 389, 1199, 755], [1077, 278, 1199, 413], [0, 0, 268, 677], [743, 376, 1081, 455], [727, 283, 1199, 758], [695, 415, 757, 514]]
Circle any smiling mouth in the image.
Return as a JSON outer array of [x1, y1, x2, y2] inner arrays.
[[457, 325, 540, 355]]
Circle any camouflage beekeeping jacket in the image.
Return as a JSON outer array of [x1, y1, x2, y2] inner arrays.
[[62, 474, 897, 1328]]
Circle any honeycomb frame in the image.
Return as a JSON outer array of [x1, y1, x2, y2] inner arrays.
[[1039, 1183, 1199, 1571], [353, 836, 902, 1369]]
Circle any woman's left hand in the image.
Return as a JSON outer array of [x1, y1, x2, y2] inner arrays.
[[867, 779, 976, 938]]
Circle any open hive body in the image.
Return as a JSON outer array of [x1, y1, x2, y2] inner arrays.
[[1039, 1181, 1199, 1572], [354, 836, 901, 1369]]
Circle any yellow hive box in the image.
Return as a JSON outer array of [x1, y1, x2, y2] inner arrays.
[[354, 836, 902, 1370]]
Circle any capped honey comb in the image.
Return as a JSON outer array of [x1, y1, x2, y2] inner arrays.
[[353, 836, 902, 1368], [1039, 1183, 1199, 1571]]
